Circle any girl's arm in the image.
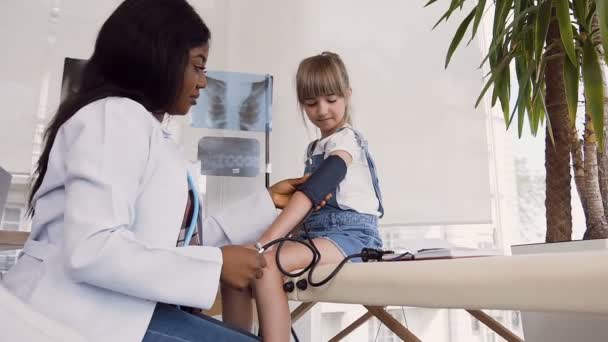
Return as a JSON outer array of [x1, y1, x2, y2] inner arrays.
[[257, 150, 353, 246], [257, 191, 313, 245]]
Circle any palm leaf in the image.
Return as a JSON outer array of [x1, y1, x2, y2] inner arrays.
[[531, 86, 546, 136], [446, 7, 477, 68], [563, 53, 579, 126], [535, 1, 552, 65], [433, 0, 466, 29], [500, 61, 512, 123], [539, 91, 555, 145], [514, 56, 535, 135], [572, 0, 588, 31], [477, 6, 539, 69], [582, 37, 605, 150], [555, 0, 577, 65], [475, 51, 518, 108], [470, 0, 487, 41]]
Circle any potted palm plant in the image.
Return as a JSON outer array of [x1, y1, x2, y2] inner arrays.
[[429, 0, 608, 340]]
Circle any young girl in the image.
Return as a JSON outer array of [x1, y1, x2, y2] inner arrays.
[[222, 51, 384, 341]]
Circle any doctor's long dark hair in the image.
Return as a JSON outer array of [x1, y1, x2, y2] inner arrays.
[[27, 0, 211, 216]]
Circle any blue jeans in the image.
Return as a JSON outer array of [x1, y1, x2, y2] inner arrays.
[[143, 303, 259, 342]]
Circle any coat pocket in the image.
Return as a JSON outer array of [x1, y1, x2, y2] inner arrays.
[[8, 239, 58, 300]]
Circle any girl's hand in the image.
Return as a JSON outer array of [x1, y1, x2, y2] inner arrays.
[[220, 245, 267, 290], [269, 175, 332, 210], [313, 193, 333, 211]]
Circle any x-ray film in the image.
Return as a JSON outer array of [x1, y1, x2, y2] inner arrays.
[[198, 136, 260, 177], [190, 71, 272, 132]]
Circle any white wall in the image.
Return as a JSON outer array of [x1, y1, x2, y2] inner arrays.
[[178, 0, 493, 225], [0, 0, 124, 174], [0, 0, 48, 174], [0, 0, 493, 225], [315, 1, 492, 226]]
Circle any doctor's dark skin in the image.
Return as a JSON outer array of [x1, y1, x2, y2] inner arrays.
[[169, 44, 209, 115]]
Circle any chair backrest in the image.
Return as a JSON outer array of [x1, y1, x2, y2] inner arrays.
[[0, 284, 88, 341]]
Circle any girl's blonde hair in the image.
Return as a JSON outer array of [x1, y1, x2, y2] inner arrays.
[[296, 51, 352, 125]]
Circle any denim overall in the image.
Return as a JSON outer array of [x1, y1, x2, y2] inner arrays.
[[298, 127, 384, 261]]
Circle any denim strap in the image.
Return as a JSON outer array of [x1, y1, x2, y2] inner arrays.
[[336, 127, 385, 217]]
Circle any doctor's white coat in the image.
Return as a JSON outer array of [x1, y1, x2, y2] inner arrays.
[[2, 97, 277, 341]]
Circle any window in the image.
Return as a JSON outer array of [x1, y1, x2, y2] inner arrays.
[[511, 311, 521, 328], [1, 207, 23, 230], [0, 250, 17, 273], [367, 308, 407, 342], [321, 312, 344, 341], [471, 314, 480, 333], [380, 229, 402, 250], [477, 241, 494, 249]]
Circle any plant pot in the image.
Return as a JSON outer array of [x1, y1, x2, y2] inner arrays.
[[511, 239, 608, 342]]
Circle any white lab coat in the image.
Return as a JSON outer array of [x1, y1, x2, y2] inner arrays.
[[2, 97, 277, 341]]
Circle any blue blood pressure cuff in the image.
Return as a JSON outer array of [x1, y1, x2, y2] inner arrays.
[[297, 155, 347, 206]]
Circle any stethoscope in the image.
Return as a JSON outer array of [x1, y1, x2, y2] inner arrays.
[[183, 173, 395, 341], [183, 173, 200, 246], [175, 173, 201, 312], [254, 210, 375, 293]]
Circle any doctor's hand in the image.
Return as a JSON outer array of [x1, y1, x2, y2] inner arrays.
[[220, 245, 267, 290], [269, 175, 332, 210]]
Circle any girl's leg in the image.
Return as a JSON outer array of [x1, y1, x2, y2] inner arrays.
[[220, 283, 254, 332], [143, 303, 259, 342], [253, 238, 344, 342]]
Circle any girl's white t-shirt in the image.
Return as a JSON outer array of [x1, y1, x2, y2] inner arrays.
[[304, 126, 381, 217]]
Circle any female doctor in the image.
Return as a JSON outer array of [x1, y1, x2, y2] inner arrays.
[[2, 0, 322, 341]]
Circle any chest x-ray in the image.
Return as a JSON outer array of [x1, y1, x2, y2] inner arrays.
[[190, 71, 273, 132]]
